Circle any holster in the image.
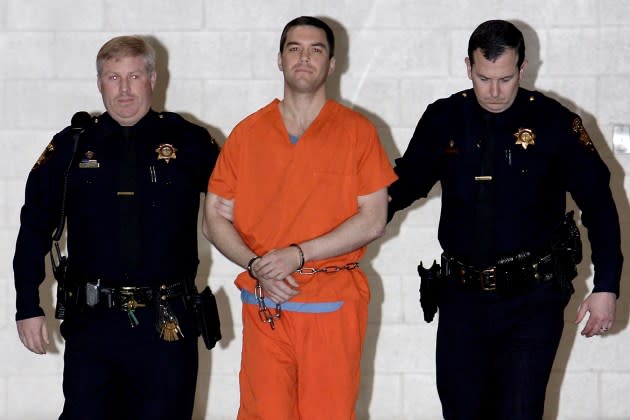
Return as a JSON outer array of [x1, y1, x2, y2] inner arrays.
[[191, 286, 222, 350], [417, 260, 441, 323], [550, 211, 582, 294]]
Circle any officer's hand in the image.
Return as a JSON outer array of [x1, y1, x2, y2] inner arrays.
[[575, 292, 616, 337], [214, 197, 234, 222], [17, 316, 49, 354]]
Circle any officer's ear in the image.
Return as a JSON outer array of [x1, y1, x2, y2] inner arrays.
[[518, 58, 528, 80], [149, 71, 157, 90], [465, 57, 473, 80]]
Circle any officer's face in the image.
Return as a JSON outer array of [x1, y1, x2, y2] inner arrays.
[[97, 55, 156, 126], [466, 48, 527, 113], [277, 25, 335, 95]]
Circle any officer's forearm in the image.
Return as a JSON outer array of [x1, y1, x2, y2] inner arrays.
[[300, 187, 388, 263], [203, 193, 256, 269]]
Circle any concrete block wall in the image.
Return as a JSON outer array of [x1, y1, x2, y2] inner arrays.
[[1, 1, 629, 418]]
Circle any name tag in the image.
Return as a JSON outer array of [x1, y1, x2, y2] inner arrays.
[[79, 160, 100, 169]]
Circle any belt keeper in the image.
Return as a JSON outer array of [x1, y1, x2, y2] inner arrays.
[[247, 256, 261, 279], [289, 243, 305, 270]]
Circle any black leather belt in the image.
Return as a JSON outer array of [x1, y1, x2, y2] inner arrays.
[[86, 282, 186, 310], [441, 252, 554, 295]]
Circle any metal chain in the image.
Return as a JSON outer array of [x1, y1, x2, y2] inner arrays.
[[296, 262, 359, 275], [254, 280, 281, 330], [252, 262, 359, 329]]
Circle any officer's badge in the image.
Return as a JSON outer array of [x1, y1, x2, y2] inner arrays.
[[32, 143, 55, 170], [155, 143, 177, 163], [572, 118, 595, 152], [514, 128, 536, 150]]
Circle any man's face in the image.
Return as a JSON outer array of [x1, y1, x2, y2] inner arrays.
[[277, 25, 335, 94], [466, 48, 526, 113], [97, 55, 156, 126]]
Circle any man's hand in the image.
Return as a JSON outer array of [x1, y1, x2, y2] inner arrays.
[[17, 316, 49, 354], [574, 292, 616, 337], [251, 249, 301, 304], [256, 247, 303, 282]]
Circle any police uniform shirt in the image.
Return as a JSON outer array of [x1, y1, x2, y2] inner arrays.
[[388, 87, 622, 295], [13, 110, 219, 320]]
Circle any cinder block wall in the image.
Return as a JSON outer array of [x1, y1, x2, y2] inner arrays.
[[1, 1, 629, 419]]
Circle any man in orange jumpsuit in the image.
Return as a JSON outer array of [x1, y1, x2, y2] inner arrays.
[[203, 16, 397, 420]]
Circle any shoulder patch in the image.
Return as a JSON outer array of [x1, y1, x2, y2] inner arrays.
[[572, 118, 596, 152], [32, 142, 55, 170]]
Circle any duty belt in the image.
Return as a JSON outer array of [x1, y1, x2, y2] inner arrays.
[[441, 252, 554, 294], [84, 282, 186, 310]]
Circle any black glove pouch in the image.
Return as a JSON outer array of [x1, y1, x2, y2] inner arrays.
[[193, 286, 222, 350]]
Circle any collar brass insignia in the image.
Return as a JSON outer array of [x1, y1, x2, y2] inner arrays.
[[155, 143, 177, 163], [514, 128, 536, 150]]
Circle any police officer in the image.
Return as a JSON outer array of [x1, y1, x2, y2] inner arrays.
[[13, 36, 219, 419], [388, 20, 622, 419]]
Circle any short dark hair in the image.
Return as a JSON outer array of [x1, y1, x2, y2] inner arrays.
[[279, 16, 335, 58], [468, 20, 525, 68]]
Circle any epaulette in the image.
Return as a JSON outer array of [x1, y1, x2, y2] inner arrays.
[[32, 111, 94, 170], [156, 111, 220, 149], [460, 89, 475, 100], [156, 111, 184, 122], [522, 90, 538, 105]]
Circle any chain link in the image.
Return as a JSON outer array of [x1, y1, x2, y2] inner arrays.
[[296, 262, 359, 275], [252, 262, 359, 329], [254, 280, 281, 330]]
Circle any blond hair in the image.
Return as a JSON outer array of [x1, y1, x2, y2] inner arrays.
[[96, 35, 156, 76]]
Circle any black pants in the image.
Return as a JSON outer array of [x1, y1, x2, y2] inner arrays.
[[59, 302, 198, 420], [436, 280, 570, 420]]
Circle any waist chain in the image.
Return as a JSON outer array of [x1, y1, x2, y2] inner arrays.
[[296, 262, 359, 275]]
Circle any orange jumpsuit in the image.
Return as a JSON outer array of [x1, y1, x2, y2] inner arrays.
[[209, 99, 396, 419]]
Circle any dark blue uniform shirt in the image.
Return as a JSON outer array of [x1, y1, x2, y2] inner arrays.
[[389, 88, 622, 295], [14, 110, 219, 320]]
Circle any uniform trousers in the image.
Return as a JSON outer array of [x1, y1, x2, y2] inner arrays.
[[59, 302, 198, 420], [436, 280, 570, 420], [238, 299, 367, 420]]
